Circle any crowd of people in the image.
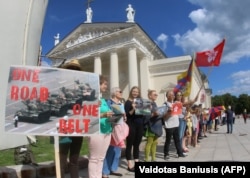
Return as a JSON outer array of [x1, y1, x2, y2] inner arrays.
[[57, 59, 247, 178]]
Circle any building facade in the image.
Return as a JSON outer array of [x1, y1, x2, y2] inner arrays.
[[46, 6, 211, 107]]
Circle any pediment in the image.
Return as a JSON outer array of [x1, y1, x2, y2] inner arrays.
[[48, 23, 136, 55], [46, 22, 166, 60]]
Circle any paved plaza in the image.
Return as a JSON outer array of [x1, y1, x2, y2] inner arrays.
[[65, 117, 250, 178], [2, 117, 249, 178]]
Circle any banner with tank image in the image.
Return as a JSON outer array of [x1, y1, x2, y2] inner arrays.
[[5, 65, 100, 136]]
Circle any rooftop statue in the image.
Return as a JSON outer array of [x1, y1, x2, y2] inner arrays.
[[54, 33, 60, 46], [126, 4, 135, 23], [85, 7, 93, 23]]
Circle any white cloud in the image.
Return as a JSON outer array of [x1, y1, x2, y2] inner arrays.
[[170, 0, 250, 96], [231, 70, 250, 86], [156, 33, 168, 51], [217, 70, 250, 95], [173, 0, 250, 64]]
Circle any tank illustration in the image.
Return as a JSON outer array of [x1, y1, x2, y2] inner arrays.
[[13, 81, 97, 123], [16, 99, 51, 124], [74, 80, 96, 101], [47, 93, 69, 117], [60, 86, 83, 109], [60, 81, 96, 109]]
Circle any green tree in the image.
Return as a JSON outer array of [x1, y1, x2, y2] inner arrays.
[[211, 95, 224, 106], [211, 93, 250, 115], [221, 93, 234, 109], [238, 94, 250, 114]]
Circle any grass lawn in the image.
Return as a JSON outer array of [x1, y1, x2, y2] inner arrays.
[[0, 136, 89, 166]]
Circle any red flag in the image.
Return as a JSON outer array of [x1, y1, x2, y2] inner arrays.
[[195, 39, 225, 67], [209, 106, 225, 120]]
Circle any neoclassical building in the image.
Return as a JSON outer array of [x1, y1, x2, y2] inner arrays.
[[46, 5, 211, 107]]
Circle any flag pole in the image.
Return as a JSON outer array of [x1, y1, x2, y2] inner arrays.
[[206, 63, 215, 79], [192, 52, 204, 103], [193, 52, 202, 94], [185, 54, 200, 106]]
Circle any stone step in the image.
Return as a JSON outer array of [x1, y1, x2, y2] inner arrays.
[[0, 149, 127, 178], [0, 156, 88, 178]]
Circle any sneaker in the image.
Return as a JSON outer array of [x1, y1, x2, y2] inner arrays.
[[110, 172, 123, 176], [183, 152, 188, 156], [164, 154, 170, 160], [178, 154, 186, 158], [127, 167, 135, 172]]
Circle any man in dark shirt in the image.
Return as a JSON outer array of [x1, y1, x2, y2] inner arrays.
[[225, 105, 233, 134]]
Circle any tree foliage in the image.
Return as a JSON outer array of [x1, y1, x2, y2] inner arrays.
[[212, 93, 250, 114]]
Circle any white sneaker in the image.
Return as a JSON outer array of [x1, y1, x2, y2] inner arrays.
[[183, 152, 188, 156]]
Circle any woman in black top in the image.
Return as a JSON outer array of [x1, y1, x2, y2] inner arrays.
[[124, 86, 144, 172]]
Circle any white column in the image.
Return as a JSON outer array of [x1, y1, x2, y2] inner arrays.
[[140, 56, 150, 98], [110, 51, 119, 89], [128, 47, 138, 88], [94, 56, 102, 75]]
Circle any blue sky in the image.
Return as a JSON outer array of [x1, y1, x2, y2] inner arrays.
[[41, 0, 250, 96]]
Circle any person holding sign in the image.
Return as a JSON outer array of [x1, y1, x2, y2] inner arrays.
[[58, 59, 84, 178], [162, 90, 186, 160], [144, 89, 163, 162], [88, 75, 113, 178], [124, 86, 144, 172], [102, 87, 127, 178]]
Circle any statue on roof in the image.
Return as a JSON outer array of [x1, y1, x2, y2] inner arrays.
[[85, 7, 93, 23], [54, 33, 60, 46], [126, 4, 135, 23]]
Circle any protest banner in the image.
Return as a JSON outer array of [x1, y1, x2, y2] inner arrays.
[[134, 98, 151, 115], [171, 102, 182, 115], [5, 65, 100, 136]]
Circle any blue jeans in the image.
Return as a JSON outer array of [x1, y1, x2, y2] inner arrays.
[[102, 145, 121, 175], [227, 121, 233, 133], [178, 118, 186, 147]]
